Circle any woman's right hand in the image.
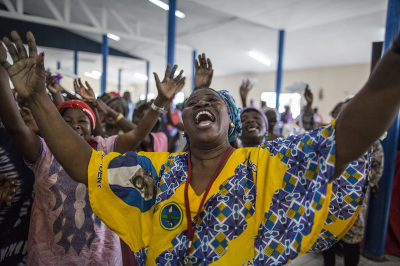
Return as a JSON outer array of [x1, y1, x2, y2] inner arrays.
[[0, 31, 46, 100], [74, 78, 96, 100], [194, 53, 213, 90]]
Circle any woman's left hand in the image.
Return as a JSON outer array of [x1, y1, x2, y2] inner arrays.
[[74, 78, 96, 100]]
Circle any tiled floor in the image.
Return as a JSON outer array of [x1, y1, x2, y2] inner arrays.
[[287, 253, 400, 266]]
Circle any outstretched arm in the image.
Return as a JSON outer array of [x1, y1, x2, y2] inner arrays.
[[194, 53, 213, 90], [335, 36, 400, 177], [115, 64, 185, 153], [0, 63, 41, 163], [0, 31, 92, 185]]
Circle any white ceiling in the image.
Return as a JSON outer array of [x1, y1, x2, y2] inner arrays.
[[1, 0, 388, 89]]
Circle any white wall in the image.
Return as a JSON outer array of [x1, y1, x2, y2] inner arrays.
[[211, 63, 371, 122], [58, 63, 370, 122]]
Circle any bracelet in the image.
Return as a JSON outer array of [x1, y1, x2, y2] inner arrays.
[[151, 102, 168, 114], [115, 113, 124, 122]]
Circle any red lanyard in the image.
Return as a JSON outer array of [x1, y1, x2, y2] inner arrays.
[[184, 146, 233, 255]]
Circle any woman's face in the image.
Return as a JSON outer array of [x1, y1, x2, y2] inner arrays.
[[240, 110, 267, 144], [182, 89, 230, 145], [106, 101, 124, 125], [62, 108, 92, 142]]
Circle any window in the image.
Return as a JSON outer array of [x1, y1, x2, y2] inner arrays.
[[261, 92, 301, 118]]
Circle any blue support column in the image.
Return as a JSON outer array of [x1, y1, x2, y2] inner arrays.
[[101, 34, 109, 96], [74, 51, 78, 75], [146, 61, 150, 102], [167, 0, 176, 69], [275, 30, 285, 123], [362, 0, 400, 260], [118, 68, 122, 94], [192, 50, 197, 91]]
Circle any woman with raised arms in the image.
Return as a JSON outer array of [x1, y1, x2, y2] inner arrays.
[[1, 31, 399, 265]]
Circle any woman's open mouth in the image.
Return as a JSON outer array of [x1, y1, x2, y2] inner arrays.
[[194, 110, 215, 127], [246, 124, 259, 132]]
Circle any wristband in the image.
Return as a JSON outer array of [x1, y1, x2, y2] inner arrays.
[[115, 113, 124, 122], [151, 102, 168, 114]]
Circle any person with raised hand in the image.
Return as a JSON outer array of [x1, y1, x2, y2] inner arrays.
[[239, 78, 254, 108], [0, 30, 183, 265], [300, 85, 316, 131], [45, 71, 65, 106], [2, 30, 400, 265], [194, 52, 213, 90]]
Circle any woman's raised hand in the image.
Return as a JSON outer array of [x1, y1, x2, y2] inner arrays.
[[46, 71, 61, 94], [194, 53, 213, 90], [239, 79, 253, 101], [153, 63, 185, 102], [0, 31, 45, 100], [74, 78, 96, 100], [303, 85, 313, 105]]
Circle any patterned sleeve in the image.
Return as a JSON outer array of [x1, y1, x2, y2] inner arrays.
[[254, 122, 336, 264], [310, 150, 371, 252], [87, 150, 170, 253]]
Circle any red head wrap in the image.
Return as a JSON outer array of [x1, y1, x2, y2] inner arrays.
[[57, 100, 96, 130]]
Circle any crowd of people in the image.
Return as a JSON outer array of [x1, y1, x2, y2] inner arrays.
[[0, 30, 399, 266]]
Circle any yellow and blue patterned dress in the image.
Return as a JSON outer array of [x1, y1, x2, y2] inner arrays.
[[87, 122, 370, 265]]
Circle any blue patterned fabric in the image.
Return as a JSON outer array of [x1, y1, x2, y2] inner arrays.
[[217, 90, 242, 143], [88, 122, 371, 265]]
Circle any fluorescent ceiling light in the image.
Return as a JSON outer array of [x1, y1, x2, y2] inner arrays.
[[149, 0, 186, 18], [92, 70, 102, 76], [84, 70, 102, 79], [249, 51, 271, 66], [107, 33, 120, 41], [175, 10, 185, 18], [134, 73, 148, 81]]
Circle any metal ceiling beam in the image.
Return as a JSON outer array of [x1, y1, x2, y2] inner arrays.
[[76, 0, 101, 29], [64, 0, 70, 23], [16, 0, 23, 14], [108, 8, 134, 35], [2, 0, 16, 13], [0, 9, 192, 50], [43, 0, 64, 22], [101, 6, 107, 29]]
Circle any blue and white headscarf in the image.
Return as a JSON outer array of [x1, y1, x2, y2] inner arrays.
[[185, 88, 242, 144], [217, 90, 242, 142]]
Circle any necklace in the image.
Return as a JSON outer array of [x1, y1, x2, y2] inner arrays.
[[184, 146, 233, 260]]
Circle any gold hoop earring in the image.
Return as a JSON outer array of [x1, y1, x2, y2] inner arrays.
[[182, 131, 186, 137], [229, 122, 235, 128]]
